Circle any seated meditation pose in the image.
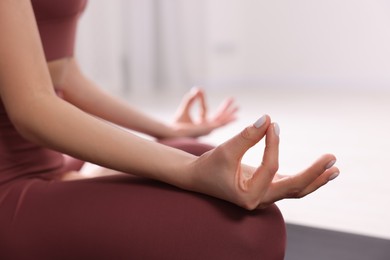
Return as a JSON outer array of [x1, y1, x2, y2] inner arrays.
[[0, 0, 339, 259]]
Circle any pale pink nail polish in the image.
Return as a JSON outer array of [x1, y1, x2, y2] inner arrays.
[[191, 86, 199, 93], [325, 160, 336, 169], [254, 115, 266, 128], [328, 172, 339, 181], [273, 123, 280, 136]]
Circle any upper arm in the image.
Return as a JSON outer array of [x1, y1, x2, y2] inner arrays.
[[0, 0, 54, 123]]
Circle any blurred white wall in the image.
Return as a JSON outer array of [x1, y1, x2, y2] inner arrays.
[[73, 1, 390, 238], [205, 0, 390, 89], [76, 0, 125, 95], [76, 0, 390, 94], [76, 0, 207, 96]]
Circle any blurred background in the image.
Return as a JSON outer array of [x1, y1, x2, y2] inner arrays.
[[76, 0, 390, 239]]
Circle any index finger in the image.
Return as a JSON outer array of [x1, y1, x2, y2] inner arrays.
[[246, 123, 280, 191], [195, 88, 207, 121]]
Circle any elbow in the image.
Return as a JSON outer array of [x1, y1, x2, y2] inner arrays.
[[1, 83, 60, 145], [8, 108, 41, 143], [6, 96, 55, 145]]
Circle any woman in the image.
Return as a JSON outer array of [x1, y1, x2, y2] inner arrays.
[[0, 0, 339, 259]]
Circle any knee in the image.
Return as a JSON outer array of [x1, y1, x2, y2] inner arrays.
[[202, 202, 286, 260], [242, 204, 286, 260], [260, 204, 286, 259]]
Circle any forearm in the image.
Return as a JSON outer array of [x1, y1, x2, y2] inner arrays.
[[15, 93, 196, 189], [0, 0, 196, 196], [61, 60, 177, 139], [66, 87, 174, 138]]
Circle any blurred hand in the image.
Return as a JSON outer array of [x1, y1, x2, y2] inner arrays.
[[190, 115, 340, 209], [172, 87, 238, 138]]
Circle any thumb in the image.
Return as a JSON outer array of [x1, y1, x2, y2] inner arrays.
[[174, 87, 201, 121], [196, 88, 207, 121], [181, 87, 201, 112], [221, 115, 270, 159]]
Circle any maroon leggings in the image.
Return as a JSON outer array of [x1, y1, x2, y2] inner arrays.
[[0, 138, 286, 260]]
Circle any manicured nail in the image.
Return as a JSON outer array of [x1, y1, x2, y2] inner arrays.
[[273, 123, 280, 136], [191, 86, 199, 93], [254, 115, 267, 128], [325, 160, 336, 169], [328, 172, 339, 181]]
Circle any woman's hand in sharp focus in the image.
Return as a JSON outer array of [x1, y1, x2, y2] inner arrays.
[[190, 115, 340, 209]]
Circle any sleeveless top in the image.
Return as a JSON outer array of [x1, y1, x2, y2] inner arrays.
[[32, 0, 88, 61], [0, 0, 87, 184]]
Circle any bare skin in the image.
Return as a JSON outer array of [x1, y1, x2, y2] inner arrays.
[[46, 57, 238, 181], [0, 0, 339, 210]]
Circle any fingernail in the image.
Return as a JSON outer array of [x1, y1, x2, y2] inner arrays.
[[328, 172, 339, 181], [191, 86, 199, 93], [325, 160, 336, 169], [273, 123, 280, 136], [254, 115, 267, 128]]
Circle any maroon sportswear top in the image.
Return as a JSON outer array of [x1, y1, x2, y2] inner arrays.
[[0, 0, 87, 184], [32, 0, 87, 61], [0, 3, 287, 258]]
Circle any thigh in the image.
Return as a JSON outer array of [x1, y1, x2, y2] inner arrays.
[[0, 175, 286, 260]]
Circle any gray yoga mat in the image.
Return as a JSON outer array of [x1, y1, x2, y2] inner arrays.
[[285, 223, 390, 260]]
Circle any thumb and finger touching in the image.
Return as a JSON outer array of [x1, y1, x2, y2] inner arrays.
[[222, 115, 271, 161], [187, 89, 236, 126], [221, 115, 339, 208], [249, 122, 280, 192], [220, 115, 280, 208], [175, 87, 203, 122]]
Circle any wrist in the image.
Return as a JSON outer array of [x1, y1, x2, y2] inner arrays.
[[185, 149, 242, 207], [157, 124, 186, 140], [150, 122, 178, 139], [182, 151, 221, 198], [166, 151, 198, 190]]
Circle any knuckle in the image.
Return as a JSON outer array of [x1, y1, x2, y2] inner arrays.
[[261, 162, 279, 175], [268, 162, 279, 173], [240, 127, 253, 141], [286, 187, 304, 198]]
